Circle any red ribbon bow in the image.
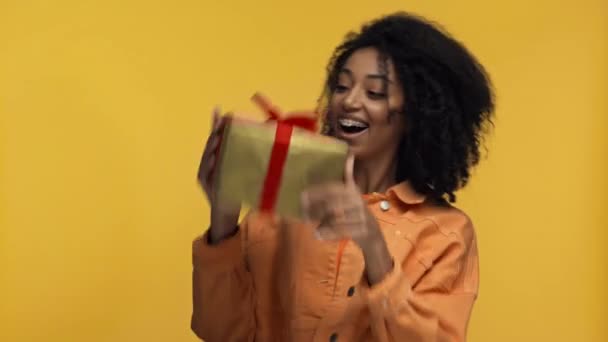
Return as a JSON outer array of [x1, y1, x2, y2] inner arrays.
[[251, 93, 318, 213], [251, 93, 318, 132]]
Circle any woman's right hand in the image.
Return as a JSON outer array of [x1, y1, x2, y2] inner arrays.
[[198, 107, 241, 244]]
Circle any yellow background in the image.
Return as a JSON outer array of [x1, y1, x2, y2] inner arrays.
[[1, 0, 606, 341]]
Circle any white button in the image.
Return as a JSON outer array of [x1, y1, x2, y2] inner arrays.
[[379, 200, 390, 211]]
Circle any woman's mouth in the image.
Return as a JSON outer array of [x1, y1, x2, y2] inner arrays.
[[337, 118, 369, 138]]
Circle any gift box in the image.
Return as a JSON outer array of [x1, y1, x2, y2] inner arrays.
[[213, 94, 348, 218]]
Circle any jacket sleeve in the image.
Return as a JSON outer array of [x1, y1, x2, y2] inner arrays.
[[191, 222, 256, 341], [362, 215, 479, 342]]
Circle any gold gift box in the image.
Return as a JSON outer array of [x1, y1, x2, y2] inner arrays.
[[213, 117, 348, 218]]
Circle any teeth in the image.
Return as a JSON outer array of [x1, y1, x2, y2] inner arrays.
[[339, 118, 368, 128]]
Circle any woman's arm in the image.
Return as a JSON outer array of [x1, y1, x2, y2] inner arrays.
[[191, 219, 256, 341], [192, 108, 255, 340], [361, 218, 479, 342]]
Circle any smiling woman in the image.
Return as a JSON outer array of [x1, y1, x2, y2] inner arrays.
[[1, 1, 606, 341], [319, 15, 494, 202], [325, 47, 408, 193], [192, 12, 494, 342]]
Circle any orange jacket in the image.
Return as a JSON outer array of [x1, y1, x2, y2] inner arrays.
[[192, 182, 479, 341]]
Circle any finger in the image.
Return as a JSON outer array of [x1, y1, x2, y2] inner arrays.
[[302, 183, 344, 203], [199, 133, 221, 175], [301, 190, 330, 222], [212, 106, 220, 131], [205, 153, 216, 174], [208, 133, 221, 151], [301, 186, 344, 222], [301, 183, 359, 224], [198, 152, 216, 186], [344, 152, 356, 186], [212, 107, 230, 137], [199, 135, 220, 169], [331, 203, 349, 222], [329, 204, 366, 227], [300, 191, 311, 222], [200, 108, 222, 167]]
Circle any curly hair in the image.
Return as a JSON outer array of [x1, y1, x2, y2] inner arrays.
[[318, 12, 495, 203]]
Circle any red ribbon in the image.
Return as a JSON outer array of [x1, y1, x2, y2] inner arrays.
[[252, 93, 318, 212]]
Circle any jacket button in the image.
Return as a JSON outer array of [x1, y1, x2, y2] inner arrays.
[[347, 286, 355, 297], [379, 200, 390, 211], [329, 333, 338, 342]]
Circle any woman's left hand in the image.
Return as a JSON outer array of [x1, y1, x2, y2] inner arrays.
[[300, 154, 381, 250], [300, 154, 393, 284]]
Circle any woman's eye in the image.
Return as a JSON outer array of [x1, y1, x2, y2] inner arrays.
[[335, 85, 349, 93], [367, 90, 387, 99]]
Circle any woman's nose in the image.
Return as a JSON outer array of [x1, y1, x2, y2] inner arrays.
[[343, 89, 363, 111]]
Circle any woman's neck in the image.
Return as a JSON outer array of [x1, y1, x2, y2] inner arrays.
[[353, 153, 398, 194]]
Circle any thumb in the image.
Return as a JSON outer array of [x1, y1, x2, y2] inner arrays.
[[212, 106, 222, 131], [344, 153, 356, 186]]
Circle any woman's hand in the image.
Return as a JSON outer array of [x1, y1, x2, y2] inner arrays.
[[300, 155, 393, 284], [197, 108, 241, 244], [300, 154, 379, 247]]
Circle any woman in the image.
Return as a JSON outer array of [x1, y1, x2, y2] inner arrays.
[[193, 12, 494, 342]]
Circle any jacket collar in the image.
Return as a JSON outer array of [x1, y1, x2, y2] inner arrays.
[[386, 181, 426, 204]]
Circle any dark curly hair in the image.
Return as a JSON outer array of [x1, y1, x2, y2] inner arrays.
[[318, 12, 495, 203]]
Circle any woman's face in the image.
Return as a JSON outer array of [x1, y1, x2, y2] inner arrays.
[[328, 47, 406, 161]]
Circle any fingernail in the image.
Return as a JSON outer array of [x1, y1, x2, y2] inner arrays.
[[313, 230, 322, 240]]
